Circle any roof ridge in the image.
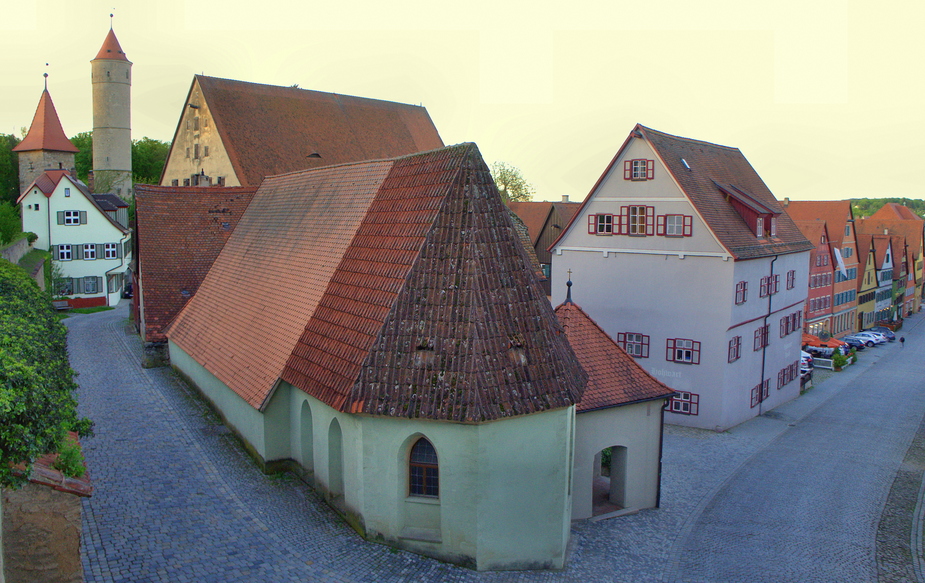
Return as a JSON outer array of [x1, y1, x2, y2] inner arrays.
[[638, 124, 741, 153]]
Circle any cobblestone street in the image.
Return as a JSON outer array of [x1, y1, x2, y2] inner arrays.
[[68, 306, 925, 582]]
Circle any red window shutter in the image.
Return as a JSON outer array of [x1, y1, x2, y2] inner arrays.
[[588, 214, 597, 234], [618, 206, 629, 235], [656, 215, 666, 236], [683, 215, 693, 237], [624, 160, 632, 180], [692, 341, 701, 364], [646, 207, 655, 236], [666, 338, 675, 361], [646, 159, 655, 180], [642, 335, 650, 358], [689, 393, 699, 415]]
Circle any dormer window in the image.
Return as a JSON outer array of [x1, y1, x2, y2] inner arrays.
[[756, 217, 764, 238], [624, 159, 655, 181], [770, 217, 777, 237]]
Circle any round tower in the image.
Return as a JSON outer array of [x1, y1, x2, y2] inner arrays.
[[91, 25, 132, 198]]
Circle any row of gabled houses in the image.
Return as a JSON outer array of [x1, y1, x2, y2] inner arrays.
[[782, 200, 923, 336]]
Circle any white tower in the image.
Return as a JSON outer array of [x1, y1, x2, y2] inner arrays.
[[91, 25, 132, 198]]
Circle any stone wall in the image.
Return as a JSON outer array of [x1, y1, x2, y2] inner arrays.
[[0, 239, 29, 266], [2, 482, 83, 583]]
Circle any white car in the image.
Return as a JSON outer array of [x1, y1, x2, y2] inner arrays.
[[801, 350, 814, 369], [853, 331, 887, 346]]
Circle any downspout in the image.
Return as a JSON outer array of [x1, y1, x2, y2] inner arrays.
[[656, 401, 667, 508], [758, 254, 778, 416]]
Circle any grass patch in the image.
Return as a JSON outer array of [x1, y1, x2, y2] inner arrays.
[[71, 306, 116, 315], [18, 249, 49, 276]]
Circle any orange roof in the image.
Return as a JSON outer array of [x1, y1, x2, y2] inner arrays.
[[783, 200, 854, 244], [508, 201, 553, 245], [13, 90, 78, 154], [871, 203, 922, 221], [857, 217, 923, 260], [94, 28, 129, 61], [555, 300, 674, 412], [135, 185, 259, 343], [167, 144, 586, 421], [167, 75, 444, 187]]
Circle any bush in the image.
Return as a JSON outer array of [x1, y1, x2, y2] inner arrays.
[[0, 258, 88, 487], [0, 201, 20, 245], [832, 351, 848, 369], [25, 232, 37, 244], [53, 435, 86, 478]]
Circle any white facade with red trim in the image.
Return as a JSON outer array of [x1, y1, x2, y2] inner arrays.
[[551, 130, 810, 431]]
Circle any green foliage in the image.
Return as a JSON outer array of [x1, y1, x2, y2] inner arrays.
[[25, 232, 37, 244], [832, 351, 848, 369], [71, 306, 115, 315], [0, 259, 86, 487], [0, 201, 21, 245], [0, 133, 21, 205], [851, 198, 925, 220], [52, 435, 86, 478], [132, 137, 171, 184], [70, 131, 93, 183], [69, 132, 171, 187], [490, 161, 535, 203]]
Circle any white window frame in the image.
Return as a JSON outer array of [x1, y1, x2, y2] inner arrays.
[[84, 244, 96, 260], [84, 276, 98, 294], [104, 243, 118, 259], [64, 210, 81, 225], [58, 244, 72, 261]]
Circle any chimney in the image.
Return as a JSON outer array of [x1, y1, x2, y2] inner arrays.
[[562, 195, 569, 203], [783, 197, 790, 207]]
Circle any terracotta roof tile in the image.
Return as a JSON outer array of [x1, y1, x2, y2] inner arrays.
[[555, 302, 674, 412], [637, 126, 812, 260], [13, 90, 79, 153], [783, 200, 854, 243], [135, 185, 258, 343], [93, 28, 129, 61], [508, 201, 553, 246], [871, 203, 922, 221], [186, 76, 444, 187], [170, 144, 586, 420]]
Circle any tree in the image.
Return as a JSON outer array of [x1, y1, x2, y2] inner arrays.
[[490, 161, 534, 203], [0, 133, 21, 204], [68, 132, 171, 187], [851, 197, 925, 220], [0, 259, 89, 487], [0, 201, 21, 245], [131, 137, 170, 184]]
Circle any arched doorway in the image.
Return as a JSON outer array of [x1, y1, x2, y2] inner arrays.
[[299, 401, 314, 479], [592, 445, 627, 516], [328, 418, 344, 507]]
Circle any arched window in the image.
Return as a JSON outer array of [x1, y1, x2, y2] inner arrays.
[[409, 437, 439, 498]]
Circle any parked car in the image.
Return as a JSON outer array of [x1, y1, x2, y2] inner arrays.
[[853, 331, 887, 346], [804, 345, 835, 357], [840, 336, 867, 350], [868, 326, 896, 341], [800, 350, 814, 369]]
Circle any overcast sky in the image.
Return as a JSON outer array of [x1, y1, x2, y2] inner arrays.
[[3, 0, 923, 202]]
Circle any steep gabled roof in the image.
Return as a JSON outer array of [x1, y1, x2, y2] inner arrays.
[[871, 203, 922, 221], [92, 193, 129, 211], [638, 126, 811, 259], [553, 125, 811, 259], [134, 185, 258, 343], [167, 144, 585, 421], [792, 220, 829, 251], [555, 300, 674, 412], [17, 170, 128, 235], [856, 216, 924, 261], [783, 200, 855, 246], [93, 28, 129, 62], [871, 234, 892, 270], [13, 90, 79, 154], [168, 75, 445, 187]]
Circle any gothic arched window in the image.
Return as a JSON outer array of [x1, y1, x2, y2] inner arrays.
[[409, 437, 439, 498]]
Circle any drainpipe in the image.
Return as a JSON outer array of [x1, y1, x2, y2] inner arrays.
[[758, 254, 778, 416]]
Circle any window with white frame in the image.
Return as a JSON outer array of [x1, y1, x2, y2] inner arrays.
[[770, 217, 777, 237], [756, 217, 764, 237], [735, 281, 748, 304], [664, 215, 685, 237], [666, 391, 699, 415], [750, 380, 770, 407], [666, 338, 701, 364], [57, 244, 72, 261], [728, 336, 742, 362], [760, 276, 770, 297], [83, 244, 96, 260], [787, 270, 796, 290], [624, 159, 655, 181], [64, 210, 80, 225], [84, 276, 98, 294], [587, 213, 614, 235], [771, 274, 780, 294], [617, 332, 650, 358], [104, 243, 118, 259], [628, 205, 650, 235]]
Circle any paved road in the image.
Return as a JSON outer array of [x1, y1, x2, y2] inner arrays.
[[68, 305, 925, 582]]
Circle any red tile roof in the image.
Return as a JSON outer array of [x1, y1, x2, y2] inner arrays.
[[93, 28, 129, 61], [18, 170, 129, 235], [170, 75, 445, 187], [13, 90, 79, 154], [555, 301, 674, 412], [558, 125, 812, 260], [782, 200, 855, 245], [508, 201, 553, 246], [871, 203, 922, 221], [168, 144, 586, 421], [134, 185, 258, 343], [857, 216, 924, 261]]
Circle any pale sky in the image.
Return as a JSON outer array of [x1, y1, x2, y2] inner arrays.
[[3, 0, 923, 202]]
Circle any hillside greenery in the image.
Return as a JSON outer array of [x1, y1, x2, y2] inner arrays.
[[851, 198, 925, 220], [0, 259, 90, 487]]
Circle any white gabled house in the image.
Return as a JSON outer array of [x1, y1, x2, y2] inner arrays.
[[551, 125, 813, 431], [19, 170, 131, 308]]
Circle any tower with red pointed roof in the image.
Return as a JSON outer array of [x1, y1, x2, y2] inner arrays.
[[12, 78, 79, 194], [91, 23, 132, 198]]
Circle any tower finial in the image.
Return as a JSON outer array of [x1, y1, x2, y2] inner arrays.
[[110, 12, 114, 29], [565, 269, 573, 304], [44, 63, 49, 90]]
